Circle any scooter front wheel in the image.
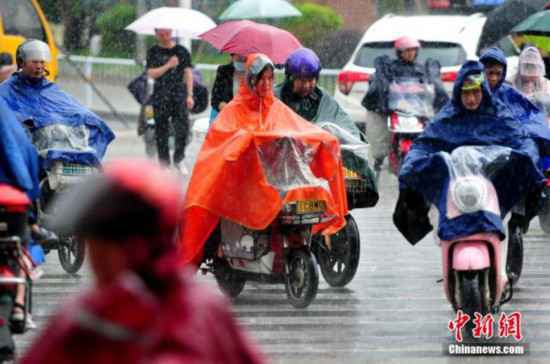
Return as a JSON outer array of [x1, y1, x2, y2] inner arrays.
[[458, 270, 492, 325], [214, 259, 246, 299], [317, 215, 361, 287], [285, 248, 319, 309], [58, 236, 86, 274]]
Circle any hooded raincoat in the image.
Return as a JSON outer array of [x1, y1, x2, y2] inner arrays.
[[393, 61, 545, 245], [480, 47, 550, 168], [179, 54, 348, 266], [0, 73, 115, 167], [512, 46, 550, 100], [21, 160, 264, 364]]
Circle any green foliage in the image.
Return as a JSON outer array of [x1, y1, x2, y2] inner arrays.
[[38, 0, 62, 23], [96, 4, 137, 58], [280, 2, 343, 49]]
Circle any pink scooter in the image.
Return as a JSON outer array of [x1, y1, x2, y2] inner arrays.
[[433, 147, 519, 318]]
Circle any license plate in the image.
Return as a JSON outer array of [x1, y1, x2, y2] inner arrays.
[[343, 167, 360, 180], [296, 200, 326, 214], [62, 164, 93, 176]]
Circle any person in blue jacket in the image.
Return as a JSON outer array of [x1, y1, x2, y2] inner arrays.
[[393, 60, 548, 244]]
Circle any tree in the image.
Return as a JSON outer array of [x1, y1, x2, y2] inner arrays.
[[96, 4, 137, 57], [38, 0, 118, 50], [280, 3, 343, 50]]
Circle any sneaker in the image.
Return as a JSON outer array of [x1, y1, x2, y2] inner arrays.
[[26, 313, 37, 330]]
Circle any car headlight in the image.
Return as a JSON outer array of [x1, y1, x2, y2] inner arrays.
[[451, 177, 487, 213]]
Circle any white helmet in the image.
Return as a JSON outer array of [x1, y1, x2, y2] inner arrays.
[[16, 39, 51, 67]]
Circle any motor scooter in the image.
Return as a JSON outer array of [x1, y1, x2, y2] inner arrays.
[[386, 77, 435, 175], [429, 146, 532, 318], [0, 184, 33, 361]]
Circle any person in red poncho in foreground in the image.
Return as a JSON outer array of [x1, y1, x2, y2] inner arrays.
[[20, 160, 264, 364], [180, 53, 348, 266]]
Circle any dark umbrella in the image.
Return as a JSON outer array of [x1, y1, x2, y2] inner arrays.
[[513, 10, 550, 35], [477, 0, 550, 52]]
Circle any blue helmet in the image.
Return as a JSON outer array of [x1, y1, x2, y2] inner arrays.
[[285, 48, 321, 80]]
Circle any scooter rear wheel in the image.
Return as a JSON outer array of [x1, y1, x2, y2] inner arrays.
[[285, 249, 319, 309], [506, 224, 524, 285], [317, 215, 361, 287], [58, 236, 86, 275]]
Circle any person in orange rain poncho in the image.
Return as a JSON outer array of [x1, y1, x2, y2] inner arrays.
[[180, 53, 348, 266]]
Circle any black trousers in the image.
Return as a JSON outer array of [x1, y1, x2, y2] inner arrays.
[[153, 99, 190, 165]]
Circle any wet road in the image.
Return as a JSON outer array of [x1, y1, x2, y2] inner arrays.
[[15, 123, 550, 363]]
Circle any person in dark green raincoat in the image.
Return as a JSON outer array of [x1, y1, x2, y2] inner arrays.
[[274, 48, 361, 139]]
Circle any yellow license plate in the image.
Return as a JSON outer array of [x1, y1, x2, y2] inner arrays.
[[343, 167, 360, 180], [296, 200, 326, 214]]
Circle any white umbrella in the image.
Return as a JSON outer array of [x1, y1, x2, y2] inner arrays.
[[125, 7, 216, 38], [219, 0, 301, 20]]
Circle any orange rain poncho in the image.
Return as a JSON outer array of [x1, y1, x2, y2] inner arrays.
[[180, 54, 347, 266]]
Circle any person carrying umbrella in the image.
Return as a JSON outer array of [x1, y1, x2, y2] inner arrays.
[[209, 53, 247, 124], [274, 47, 360, 138], [146, 28, 194, 172]]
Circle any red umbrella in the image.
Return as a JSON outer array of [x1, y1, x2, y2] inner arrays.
[[199, 20, 301, 64]]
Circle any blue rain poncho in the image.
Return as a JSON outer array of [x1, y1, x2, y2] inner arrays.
[[0, 97, 40, 200], [479, 47, 550, 160], [0, 73, 115, 168], [394, 60, 546, 244]]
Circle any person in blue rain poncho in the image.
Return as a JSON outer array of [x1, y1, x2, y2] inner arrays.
[[0, 40, 114, 168], [480, 47, 550, 158], [0, 98, 40, 200], [393, 60, 548, 245], [0, 40, 115, 287], [480, 47, 550, 232], [0, 96, 44, 332]]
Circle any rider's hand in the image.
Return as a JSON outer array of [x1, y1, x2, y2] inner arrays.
[[166, 56, 179, 69], [186, 95, 194, 110]]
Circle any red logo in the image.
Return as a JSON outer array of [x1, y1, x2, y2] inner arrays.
[[448, 311, 523, 342], [498, 312, 523, 341], [448, 310, 471, 342], [472, 312, 494, 339]]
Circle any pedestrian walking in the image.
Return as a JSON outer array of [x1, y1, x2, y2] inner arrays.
[[146, 28, 194, 172]]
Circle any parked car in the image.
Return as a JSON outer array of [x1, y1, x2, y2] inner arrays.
[[335, 13, 488, 127]]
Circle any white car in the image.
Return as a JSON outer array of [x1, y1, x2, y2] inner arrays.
[[334, 13, 489, 126]]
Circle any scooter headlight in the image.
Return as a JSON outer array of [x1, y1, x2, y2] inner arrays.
[[452, 177, 487, 213]]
